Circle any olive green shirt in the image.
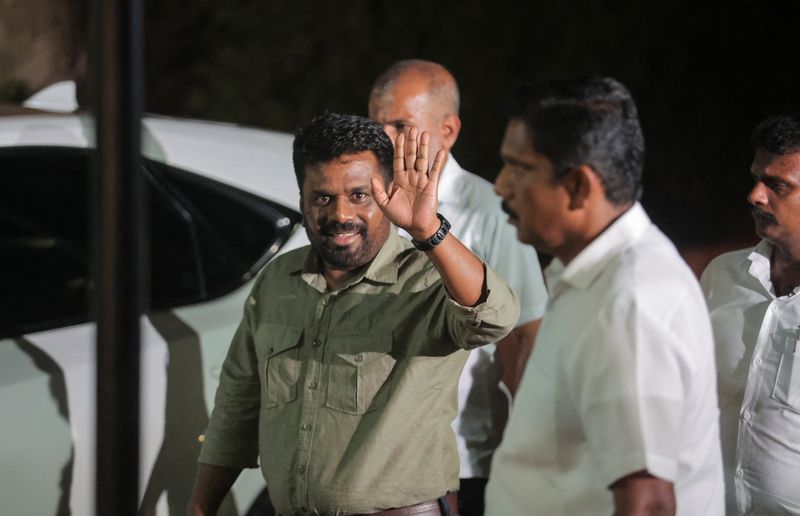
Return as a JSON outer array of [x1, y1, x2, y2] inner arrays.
[[199, 230, 519, 515]]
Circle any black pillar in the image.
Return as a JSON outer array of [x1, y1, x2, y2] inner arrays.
[[91, 0, 146, 513]]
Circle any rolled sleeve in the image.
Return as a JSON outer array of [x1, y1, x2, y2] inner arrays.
[[447, 263, 520, 349], [198, 296, 262, 469]]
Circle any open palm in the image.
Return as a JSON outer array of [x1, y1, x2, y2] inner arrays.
[[371, 128, 447, 240]]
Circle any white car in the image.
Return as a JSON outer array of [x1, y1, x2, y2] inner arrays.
[[0, 106, 309, 515]]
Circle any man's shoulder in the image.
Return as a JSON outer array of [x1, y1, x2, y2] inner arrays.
[[617, 225, 694, 280], [256, 245, 310, 281], [272, 245, 311, 266], [603, 226, 704, 310], [702, 245, 755, 279], [699, 244, 762, 306]]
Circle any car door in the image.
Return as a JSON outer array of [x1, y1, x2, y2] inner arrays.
[[0, 145, 301, 515]]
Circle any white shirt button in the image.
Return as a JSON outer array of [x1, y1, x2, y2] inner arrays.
[[771, 305, 779, 312], [743, 411, 752, 421], [753, 357, 763, 366], [735, 468, 744, 478]]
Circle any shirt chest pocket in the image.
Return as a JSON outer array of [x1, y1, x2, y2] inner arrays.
[[772, 342, 800, 412], [324, 333, 396, 415], [256, 323, 304, 409]]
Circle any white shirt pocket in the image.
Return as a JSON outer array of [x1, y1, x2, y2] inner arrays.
[[771, 332, 800, 412]]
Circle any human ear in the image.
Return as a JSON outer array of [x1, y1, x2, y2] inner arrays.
[[441, 114, 462, 151], [563, 165, 595, 210]]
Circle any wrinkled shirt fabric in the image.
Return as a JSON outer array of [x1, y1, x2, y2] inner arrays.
[[702, 240, 800, 515], [199, 230, 520, 515], [486, 203, 724, 516]]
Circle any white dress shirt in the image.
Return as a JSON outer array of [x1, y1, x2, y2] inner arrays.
[[486, 203, 724, 516], [701, 241, 800, 514], [400, 155, 548, 478]]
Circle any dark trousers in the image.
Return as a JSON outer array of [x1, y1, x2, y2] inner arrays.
[[457, 478, 487, 516]]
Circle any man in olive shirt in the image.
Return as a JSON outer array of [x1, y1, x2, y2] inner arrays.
[[187, 113, 519, 515]]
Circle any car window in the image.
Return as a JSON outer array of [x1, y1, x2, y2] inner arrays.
[[0, 146, 300, 338], [0, 147, 90, 337]]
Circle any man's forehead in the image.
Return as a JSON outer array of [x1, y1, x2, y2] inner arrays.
[[752, 148, 800, 177], [373, 94, 429, 121], [501, 119, 534, 152], [304, 153, 381, 186], [373, 76, 435, 114]]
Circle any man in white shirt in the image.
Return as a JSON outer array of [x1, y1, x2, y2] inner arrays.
[[701, 112, 800, 515], [368, 60, 549, 516], [486, 76, 725, 516]]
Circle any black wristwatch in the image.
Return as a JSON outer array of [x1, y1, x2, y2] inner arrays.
[[412, 213, 451, 251]]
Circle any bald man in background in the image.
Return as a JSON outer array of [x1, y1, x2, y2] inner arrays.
[[369, 60, 548, 516]]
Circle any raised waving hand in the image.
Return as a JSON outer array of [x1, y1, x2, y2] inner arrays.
[[371, 127, 447, 241]]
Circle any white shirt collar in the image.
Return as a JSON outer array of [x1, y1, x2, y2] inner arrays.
[[546, 202, 650, 297], [437, 153, 462, 206], [22, 80, 78, 113], [746, 240, 775, 296]]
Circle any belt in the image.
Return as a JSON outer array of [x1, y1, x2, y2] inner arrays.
[[356, 492, 458, 516], [362, 500, 440, 516]]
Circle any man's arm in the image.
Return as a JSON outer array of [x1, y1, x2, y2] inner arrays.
[[372, 128, 487, 307], [186, 464, 242, 516], [495, 318, 541, 396], [610, 470, 675, 516]]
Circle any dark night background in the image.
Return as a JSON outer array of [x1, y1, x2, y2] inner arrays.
[[141, 0, 800, 256], [6, 0, 800, 258]]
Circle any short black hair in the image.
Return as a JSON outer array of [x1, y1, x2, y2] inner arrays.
[[292, 112, 394, 191], [508, 76, 644, 205], [752, 112, 800, 155]]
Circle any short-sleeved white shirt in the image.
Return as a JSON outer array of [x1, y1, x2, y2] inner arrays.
[[485, 204, 724, 515], [400, 155, 548, 478], [701, 241, 800, 514]]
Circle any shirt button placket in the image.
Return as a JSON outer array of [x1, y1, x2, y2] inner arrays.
[[296, 293, 333, 512]]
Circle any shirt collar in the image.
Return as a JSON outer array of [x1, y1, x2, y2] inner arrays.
[[437, 154, 461, 206], [546, 203, 650, 296], [295, 228, 407, 291], [745, 239, 774, 294]]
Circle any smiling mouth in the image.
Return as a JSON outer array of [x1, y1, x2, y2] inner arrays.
[[327, 231, 361, 246], [321, 220, 365, 246]]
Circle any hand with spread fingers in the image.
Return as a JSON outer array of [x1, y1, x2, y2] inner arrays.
[[371, 127, 447, 241], [373, 127, 489, 307]]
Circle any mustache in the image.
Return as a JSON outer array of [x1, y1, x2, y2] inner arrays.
[[321, 220, 367, 236], [501, 200, 518, 220], [751, 206, 778, 225]]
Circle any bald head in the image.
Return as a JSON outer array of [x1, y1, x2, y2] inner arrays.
[[368, 59, 462, 155]]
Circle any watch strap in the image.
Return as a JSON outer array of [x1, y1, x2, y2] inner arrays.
[[411, 213, 451, 251]]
